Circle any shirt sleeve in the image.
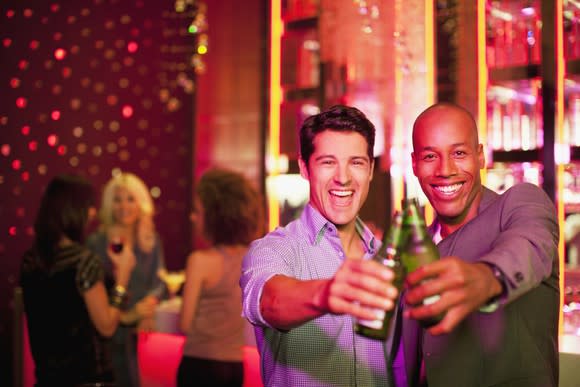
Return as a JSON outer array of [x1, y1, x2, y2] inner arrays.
[[478, 183, 559, 304], [76, 251, 105, 293], [240, 232, 295, 328]]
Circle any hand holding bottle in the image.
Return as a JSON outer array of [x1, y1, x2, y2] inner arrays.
[[404, 257, 505, 335]]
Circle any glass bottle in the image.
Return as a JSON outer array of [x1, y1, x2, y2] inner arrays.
[[355, 211, 406, 340], [400, 197, 444, 328]]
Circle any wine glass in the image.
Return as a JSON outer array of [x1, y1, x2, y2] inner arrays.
[[157, 268, 185, 299], [109, 236, 124, 253]]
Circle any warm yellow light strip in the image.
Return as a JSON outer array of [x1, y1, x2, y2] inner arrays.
[[423, 0, 435, 225], [555, 0, 565, 337], [268, 0, 282, 230], [477, 0, 488, 185], [392, 0, 404, 213]]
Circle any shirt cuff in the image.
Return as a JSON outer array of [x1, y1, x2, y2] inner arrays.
[[479, 262, 508, 313]]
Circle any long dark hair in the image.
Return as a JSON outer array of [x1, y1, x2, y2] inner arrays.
[[33, 174, 95, 264]]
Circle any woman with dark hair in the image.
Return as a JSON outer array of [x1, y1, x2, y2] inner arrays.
[[20, 174, 135, 387], [177, 168, 265, 387]]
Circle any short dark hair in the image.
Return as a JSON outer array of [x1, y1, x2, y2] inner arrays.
[[299, 104, 376, 165], [34, 174, 95, 263], [196, 168, 264, 245]]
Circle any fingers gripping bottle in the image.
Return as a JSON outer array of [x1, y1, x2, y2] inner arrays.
[[355, 211, 406, 340], [400, 197, 444, 328]]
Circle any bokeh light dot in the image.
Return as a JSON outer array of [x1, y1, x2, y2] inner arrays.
[[93, 120, 104, 130], [10, 78, 20, 88], [57, 145, 67, 155], [50, 4, 60, 13], [28, 141, 38, 151], [21, 125, 30, 135], [47, 134, 58, 147], [67, 15, 77, 24], [139, 159, 150, 170], [70, 98, 81, 110], [122, 105, 133, 118], [136, 138, 146, 148], [54, 48, 67, 60], [89, 165, 100, 175], [9, 227, 17, 237], [151, 187, 161, 198], [127, 41, 138, 53], [92, 146, 102, 156], [52, 84, 62, 95], [77, 143, 87, 154], [3, 38, 12, 48], [23, 8, 33, 17], [26, 227, 34, 236], [73, 126, 83, 138], [1, 144, 11, 156], [119, 150, 130, 161], [29, 40, 40, 50], [19, 60, 29, 70], [62, 67, 72, 78], [44, 60, 54, 70], [119, 78, 129, 88], [51, 110, 61, 121], [16, 97, 27, 108], [109, 121, 120, 132], [16, 208, 25, 217], [11, 159, 21, 170], [123, 57, 135, 67], [118, 137, 128, 147], [69, 157, 79, 167], [53, 32, 63, 41], [70, 45, 80, 55], [6, 9, 15, 18], [38, 164, 47, 175], [106, 95, 118, 106], [106, 142, 118, 153], [21, 172, 30, 182]]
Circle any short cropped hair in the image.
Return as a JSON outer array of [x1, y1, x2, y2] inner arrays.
[[299, 104, 376, 165]]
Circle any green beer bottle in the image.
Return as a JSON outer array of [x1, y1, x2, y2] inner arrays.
[[355, 211, 406, 340], [400, 197, 444, 328]]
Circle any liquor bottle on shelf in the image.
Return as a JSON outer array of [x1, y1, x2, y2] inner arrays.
[[400, 197, 444, 328], [354, 211, 406, 340]]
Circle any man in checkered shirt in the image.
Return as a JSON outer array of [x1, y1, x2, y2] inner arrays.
[[241, 105, 402, 387]]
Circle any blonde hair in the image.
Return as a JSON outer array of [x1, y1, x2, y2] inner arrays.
[[99, 172, 156, 252]]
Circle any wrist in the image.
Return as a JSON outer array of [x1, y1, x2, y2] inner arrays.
[[479, 262, 508, 313]]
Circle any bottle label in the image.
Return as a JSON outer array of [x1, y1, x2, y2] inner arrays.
[[357, 309, 385, 329]]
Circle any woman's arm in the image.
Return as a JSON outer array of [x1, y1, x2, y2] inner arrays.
[[84, 245, 135, 336], [179, 251, 207, 334]]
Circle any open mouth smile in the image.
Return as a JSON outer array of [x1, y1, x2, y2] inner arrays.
[[432, 183, 463, 196]]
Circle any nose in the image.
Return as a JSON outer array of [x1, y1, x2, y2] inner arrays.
[[436, 155, 458, 177], [334, 163, 352, 185]]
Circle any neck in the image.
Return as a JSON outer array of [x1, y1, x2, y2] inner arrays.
[[337, 222, 364, 259]]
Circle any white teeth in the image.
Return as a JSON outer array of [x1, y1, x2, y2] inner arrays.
[[434, 183, 462, 195], [330, 190, 353, 197]]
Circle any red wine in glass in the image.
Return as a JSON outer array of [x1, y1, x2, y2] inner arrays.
[[110, 238, 124, 253]]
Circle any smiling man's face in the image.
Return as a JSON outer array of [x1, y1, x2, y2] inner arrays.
[[412, 105, 485, 229], [299, 129, 374, 231]]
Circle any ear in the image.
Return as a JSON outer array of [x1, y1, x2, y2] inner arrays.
[[369, 158, 375, 181], [477, 144, 485, 169], [298, 158, 309, 180], [411, 152, 418, 176]]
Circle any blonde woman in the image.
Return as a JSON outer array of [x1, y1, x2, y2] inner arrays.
[[87, 172, 167, 387], [177, 168, 265, 387]]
